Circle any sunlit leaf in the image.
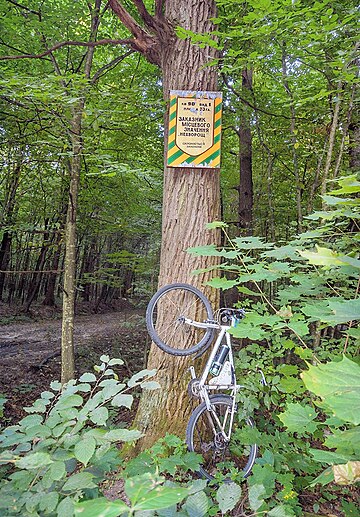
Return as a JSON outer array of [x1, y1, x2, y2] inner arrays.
[[301, 357, 360, 424]]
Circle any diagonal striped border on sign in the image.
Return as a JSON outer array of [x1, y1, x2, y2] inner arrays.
[[167, 91, 222, 168]]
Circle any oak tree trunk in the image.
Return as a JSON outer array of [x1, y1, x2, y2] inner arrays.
[[109, 0, 221, 449]]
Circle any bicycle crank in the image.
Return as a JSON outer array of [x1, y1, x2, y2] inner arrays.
[[188, 378, 201, 399]]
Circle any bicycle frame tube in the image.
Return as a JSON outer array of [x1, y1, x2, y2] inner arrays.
[[184, 316, 240, 442]]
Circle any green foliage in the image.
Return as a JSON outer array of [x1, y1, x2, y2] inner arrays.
[[0, 396, 7, 421], [0, 356, 159, 516], [190, 176, 360, 358], [0, 358, 244, 517], [189, 173, 360, 512]]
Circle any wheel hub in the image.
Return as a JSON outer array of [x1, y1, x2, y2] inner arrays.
[[214, 432, 227, 450]]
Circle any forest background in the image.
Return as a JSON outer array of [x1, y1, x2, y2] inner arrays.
[[0, 0, 359, 516]]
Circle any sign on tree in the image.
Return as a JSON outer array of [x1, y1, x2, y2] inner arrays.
[[167, 90, 222, 168]]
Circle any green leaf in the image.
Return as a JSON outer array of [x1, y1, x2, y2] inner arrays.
[[237, 286, 261, 296], [205, 221, 228, 229], [74, 437, 96, 466], [309, 467, 334, 487], [49, 460, 66, 481], [57, 496, 74, 517], [279, 403, 318, 434], [16, 452, 53, 470], [50, 381, 62, 391], [229, 323, 267, 341], [90, 407, 109, 425], [298, 245, 343, 266], [206, 277, 238, 289], [75, 498, 129, 516], [140, 381, 161, 390], [286, 319, 309, 337], [187, 479, 208, 495], [41, 391, 55, 400], [108, 358, 124, 366], [105, 429, 143, 442], [182, 491, 209, 517], [216, 482, 242, 514], [324, 298, 360, 325], [268, 505, 295, 516], [79, 373, 97, 383], [324, 427, 360, 456], [100, 355, 110, 363], [301, 357, 360, 424], [19, 415, 43, 429], [187, 244, 224, 257], [248, 484, 266, 511], [62, 472, 96, 492], [233, 236, 273, 249], [39, 491, 59, 513], [54, 394, 83, 411], [111, 394, 134, 408], [134, 485, 189, 511], [309, 449, 354, 464], [128, 369, 157, 388]]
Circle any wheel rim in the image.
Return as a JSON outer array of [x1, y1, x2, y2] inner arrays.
[[190, 400, 255, 480], [150, 286, 212, 353]]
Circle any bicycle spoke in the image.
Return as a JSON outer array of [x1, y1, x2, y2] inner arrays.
[[187, 396, 256, 480]]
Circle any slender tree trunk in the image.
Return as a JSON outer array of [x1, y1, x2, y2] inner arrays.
[[238, 69, 253, 234], [60, 0, 100, 382], [321, 80, 343, 205], [281, 44, 303, 232], [23, 223, 50, 312], [61, 104, 83, 382], [0, 159, 22, 300]]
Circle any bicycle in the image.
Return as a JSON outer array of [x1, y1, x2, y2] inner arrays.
[[146, 282, 258, 482]]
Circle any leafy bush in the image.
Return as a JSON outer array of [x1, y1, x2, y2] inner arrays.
[[281, 356, 360, 486], [0, 357, 245, 517], [0, 355, 159, 516], [188, 174, 360, 514]]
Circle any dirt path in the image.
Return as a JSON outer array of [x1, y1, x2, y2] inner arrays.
[[0, 310, 149, 423]]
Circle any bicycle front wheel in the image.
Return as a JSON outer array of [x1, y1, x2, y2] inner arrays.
[[186, 395, 257, 481], [146, 283, 214, 356]]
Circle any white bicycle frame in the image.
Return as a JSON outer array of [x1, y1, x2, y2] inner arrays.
[[187, 316, 242, 443]]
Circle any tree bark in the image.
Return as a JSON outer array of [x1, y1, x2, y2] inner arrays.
[[109, 0, 221, 449], [0, 158, 22, 300], [238, 69, 253, 234], [61, 104, 83, 383], [281, 44, 303, 232], [60, 0, 100, 383]]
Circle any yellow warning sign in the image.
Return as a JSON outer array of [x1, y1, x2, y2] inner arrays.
[[167, 90, 222, 169]]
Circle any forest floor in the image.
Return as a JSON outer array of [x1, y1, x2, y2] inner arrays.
[[0, 306, 358, 515], [0, 304, 149, 424]]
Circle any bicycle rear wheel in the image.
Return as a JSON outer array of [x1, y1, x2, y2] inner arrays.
[[146, 283, 214, 356], [186, 394, 257, 481]]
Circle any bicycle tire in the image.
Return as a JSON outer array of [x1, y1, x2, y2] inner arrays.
[[146, 283, 215, 356], [186, 394, 257, 481]]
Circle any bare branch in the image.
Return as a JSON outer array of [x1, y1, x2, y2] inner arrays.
[[132, 0, 157, 31], [91, 49, 135, 83], [6, 0, 41, 19], [155, 0, 165, 18], [108, 0, 162, 65], [222, 73, 310, 122], [0, 38, 134, 60], [108, 0, 150, 40]]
